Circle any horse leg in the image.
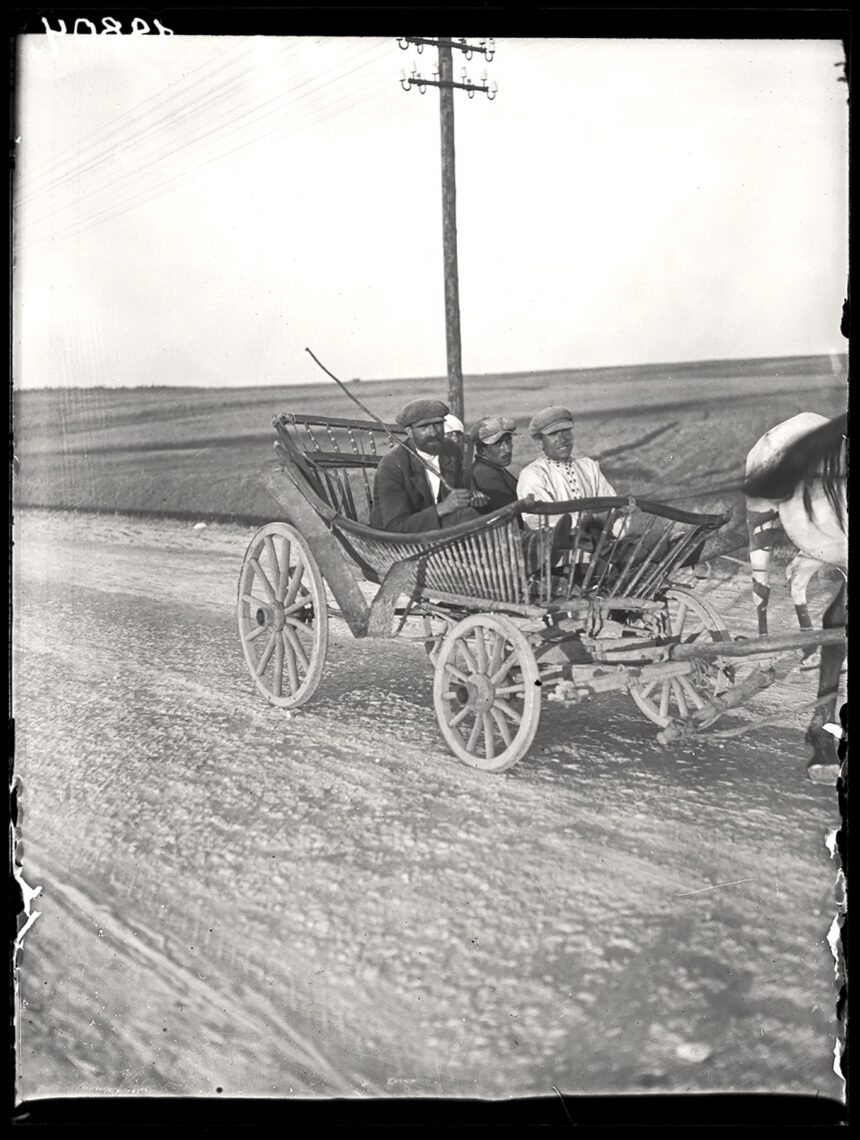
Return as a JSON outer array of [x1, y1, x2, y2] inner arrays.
[[786, 552, 824, 667], [747, 500, 779, 636], [806, 581, 846, 784]]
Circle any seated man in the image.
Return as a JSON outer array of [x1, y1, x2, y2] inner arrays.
[[517, 405, 625, 541], [468, 416, 520, 515], [443, 413, 465, 444], [370, 399, 479, 533]]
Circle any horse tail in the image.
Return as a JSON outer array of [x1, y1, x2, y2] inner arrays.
[[821, 428, 847, 529]]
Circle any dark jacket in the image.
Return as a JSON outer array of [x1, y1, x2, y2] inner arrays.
[[370, 445, 443, 533], [471, 455, 519, 515]]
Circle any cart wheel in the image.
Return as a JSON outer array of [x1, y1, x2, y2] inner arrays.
[[238, 522, 328, 708], [433, 614, 541, 772], [629, 586, 734, 727]]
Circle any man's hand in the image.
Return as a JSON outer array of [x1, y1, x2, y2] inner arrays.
[[437, 488, 474, 518]]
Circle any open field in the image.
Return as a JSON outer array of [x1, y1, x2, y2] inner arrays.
[[13, 354, 847, 525]]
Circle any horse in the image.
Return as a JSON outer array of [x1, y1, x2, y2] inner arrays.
[[743, 411, 847, 782]]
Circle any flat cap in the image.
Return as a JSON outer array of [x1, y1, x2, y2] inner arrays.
[[443, 414, 465, 434], [397, 398, 449, 428], [469, 415, 517, 444], [529, 405, 575, 438]]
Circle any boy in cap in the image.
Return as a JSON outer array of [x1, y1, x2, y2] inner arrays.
[[370, 398, 479, 532], [468, 416, 520, 515], [517, 406, 622, 535]]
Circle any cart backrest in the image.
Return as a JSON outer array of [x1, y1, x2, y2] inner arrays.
[[273, 412, 403, 524]]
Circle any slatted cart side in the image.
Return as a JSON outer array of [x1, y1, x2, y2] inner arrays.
[[523, 497, 730, 605]]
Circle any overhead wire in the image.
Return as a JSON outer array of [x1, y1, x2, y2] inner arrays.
[[17, 38, 384, 225], [19, 36, 258, 190], [19, 35, 509, 253], [30, 36, 382, 178], [18, 50, 264, 210], [19, 40, 399, 250], [18, 38, 391, 236], [17, 37, 381, 216]]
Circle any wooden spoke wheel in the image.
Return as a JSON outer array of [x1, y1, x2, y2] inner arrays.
[[238, 522, 328, 708], [433, 614, 541, 772], [629, 586, 734, 727]]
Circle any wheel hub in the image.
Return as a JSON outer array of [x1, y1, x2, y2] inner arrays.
[[452, 672, 496, 713], [470, 673, 496, 714], [253, 602, 284, 631]]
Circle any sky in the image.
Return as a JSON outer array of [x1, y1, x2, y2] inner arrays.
[[13, 31, 849, 388]]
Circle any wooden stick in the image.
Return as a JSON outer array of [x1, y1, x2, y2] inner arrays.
[[709, 688, 842, 739], [613, 514, 656, 595], [670, 628, 846, 660], [627, 520, 676, 597], [656, 646, 839, 744], [305, 347, 447, 483]]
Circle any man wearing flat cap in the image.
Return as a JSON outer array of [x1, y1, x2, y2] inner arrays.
[[517, 406, 621, 534], [468, 416, 520, 515], [370, 398, 479, 533]]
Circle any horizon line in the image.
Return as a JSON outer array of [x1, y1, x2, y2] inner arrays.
[[13, 350, 849, 393]]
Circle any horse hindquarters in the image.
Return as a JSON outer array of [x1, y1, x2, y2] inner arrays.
[[744, 412, 832, 638]]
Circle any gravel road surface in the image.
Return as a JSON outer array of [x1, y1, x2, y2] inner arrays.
[[13, 509, 845, 1103]]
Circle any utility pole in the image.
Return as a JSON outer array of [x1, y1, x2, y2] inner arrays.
[[398, 37, 496, 422]]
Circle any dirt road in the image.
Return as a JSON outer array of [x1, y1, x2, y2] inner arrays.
[[13, 510, 845, 1103]]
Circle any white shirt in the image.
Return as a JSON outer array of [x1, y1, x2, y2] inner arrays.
[[417, 449, 441, 502], [516, 454, 622, 531]]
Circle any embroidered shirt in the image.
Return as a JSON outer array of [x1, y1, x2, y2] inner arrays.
[[516, 453, 621, 531], [552, 459, 583, 499]]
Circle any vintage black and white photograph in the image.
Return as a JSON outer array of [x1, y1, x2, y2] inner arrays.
[[11, 13, 848, 1124]]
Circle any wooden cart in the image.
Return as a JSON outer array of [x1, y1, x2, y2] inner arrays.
[[237, 413, 843, 771]]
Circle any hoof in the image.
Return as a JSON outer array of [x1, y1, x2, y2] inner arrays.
[[806, 762, 841, 786]]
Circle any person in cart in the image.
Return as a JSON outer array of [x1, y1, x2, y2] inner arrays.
[[443, 413, 465, 443], [370, 398, 480, 533], [517, 405, 622, 538], [518, 405, 713, 573], [468, 415, 520, 515]]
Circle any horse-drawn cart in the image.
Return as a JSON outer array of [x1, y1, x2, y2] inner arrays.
[[237, 413, 844, 772]]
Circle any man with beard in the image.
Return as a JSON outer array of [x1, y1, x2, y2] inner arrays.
[[468, 416, 520, 515], [370, 398, 479, 533]]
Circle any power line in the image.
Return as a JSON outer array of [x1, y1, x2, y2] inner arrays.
[[17, 41, 400, 250], [19, 37, 255, 187], [17, 52, 259, 210], [18, 38, 389, 215], [18, 40, 391, 238]]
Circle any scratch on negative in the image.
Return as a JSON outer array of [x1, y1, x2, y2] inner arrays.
[[552, 1085, 575, 1126], [674, 877, 752, 898]]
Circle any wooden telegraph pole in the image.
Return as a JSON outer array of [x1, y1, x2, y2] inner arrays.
[[399, 37, 496, 423], [438, 43, 462, 421]]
